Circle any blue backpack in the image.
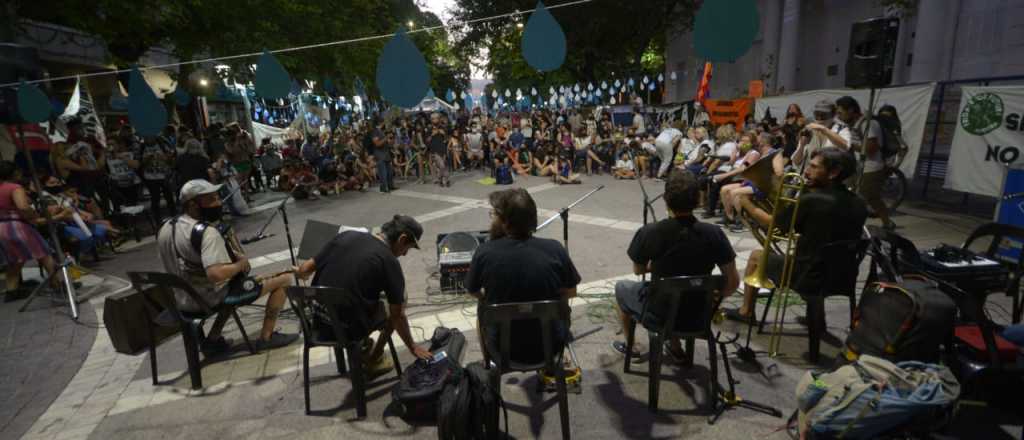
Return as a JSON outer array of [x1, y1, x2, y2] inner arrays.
[[795, 355, 960, 439], [495, 165, 513, 185]]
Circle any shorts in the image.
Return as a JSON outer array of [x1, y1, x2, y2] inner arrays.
[[741, 180, 766, 200], [314, 300, 388, 341]]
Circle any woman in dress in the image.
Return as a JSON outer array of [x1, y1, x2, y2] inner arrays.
[[0, 162, 56, 302]]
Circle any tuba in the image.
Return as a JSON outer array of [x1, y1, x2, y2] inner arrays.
[[741, 169, 805, 357]]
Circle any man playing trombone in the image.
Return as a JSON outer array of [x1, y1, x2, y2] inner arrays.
[[724, 147, 867, 325]]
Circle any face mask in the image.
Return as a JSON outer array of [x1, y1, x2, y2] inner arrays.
[[199, 205, 223, 223], [739, 142, 753, 153]]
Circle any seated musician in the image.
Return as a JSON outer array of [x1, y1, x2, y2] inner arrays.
[[157, 179, 297, 355], [725, 147, 867, 324], [294, 215, 432, 376], [613, 170, 740, 361], [465, 188, 581, 365]]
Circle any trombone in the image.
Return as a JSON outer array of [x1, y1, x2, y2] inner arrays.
[[742, 171, 805, 357]]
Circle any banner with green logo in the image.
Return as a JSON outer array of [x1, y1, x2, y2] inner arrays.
[[945, 86, 1024, 197]]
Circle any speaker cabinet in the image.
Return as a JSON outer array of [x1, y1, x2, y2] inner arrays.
[[845, 17, 900, 89]]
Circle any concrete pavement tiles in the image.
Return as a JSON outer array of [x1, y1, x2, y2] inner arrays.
[[3, 172, 1014, 439]]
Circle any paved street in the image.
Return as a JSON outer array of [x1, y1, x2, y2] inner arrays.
[[2, 170, 1020, 440]]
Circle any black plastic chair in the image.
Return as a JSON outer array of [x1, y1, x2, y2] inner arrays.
[[285, 286, 402, 418], [126, 271, 257, 390], [624, 275, 724, 413], [757, 239, 868, 363], [480, 300, 571, 440]]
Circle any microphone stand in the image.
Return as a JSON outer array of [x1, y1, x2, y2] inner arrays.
[[628, 150, 661, 283], [535, 185, 604, 252]]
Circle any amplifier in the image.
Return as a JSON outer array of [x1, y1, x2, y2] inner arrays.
[[910, 245, 1010, 295], [436, 231, 489, 294], [103, 286, 179, 355]]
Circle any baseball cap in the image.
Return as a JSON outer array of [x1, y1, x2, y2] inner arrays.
[[391, 215, 423, 249], [814, 99, 836, 114], [179, 179, 223, 203]]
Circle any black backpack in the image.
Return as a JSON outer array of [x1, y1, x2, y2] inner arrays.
[[843, 276, 956, 364], [437, 361, 507, 440], [875, 110, 904, 160], [392, 327, 466, 420]]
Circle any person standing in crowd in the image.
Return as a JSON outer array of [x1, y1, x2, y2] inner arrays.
[[225, 123, 256, 194], [802, 96, 894, 230], [0, 162, 57, 302], [60, 119, 106, 199], [727, 148, 867, 323], [632, 107, 646, 135], [367, 120, 396, 193], [612, 170, 740, 360], [428, 114, 450, 187], [466, 123, 485, 170], [466, 188, 581, 364], [106, 136, 142, 209], [139, 134, 177, 222], [792, 99, 848, 172], [175, 139, 213, 191], [158, 179, 298, 354], [295, 215, 431, 375]]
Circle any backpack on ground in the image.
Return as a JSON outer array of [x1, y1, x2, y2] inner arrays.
[[795, 355, 960, 440], [392, 327, 466, 420], [495, 164, 514, 185], [437, 361, 508, 440], [843, 276, 956, 364]]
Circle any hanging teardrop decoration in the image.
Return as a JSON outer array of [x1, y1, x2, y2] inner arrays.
[[254, 51, 291, 100], [521, 1, 566, 72], [376, 27, 431, 108], [127, 67, 168, 137], [16, 82, 51, 123]]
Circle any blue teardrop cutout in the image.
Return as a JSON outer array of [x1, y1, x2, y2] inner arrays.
[[127, 67, 168, 137], [694, 0, 759, 62], [255, 51, 291, 100], [16, 82, 51, 123], [521, 1, 566, 72], [376, 28, 431, 108]]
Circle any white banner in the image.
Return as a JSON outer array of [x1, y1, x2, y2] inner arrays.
[[251, 122, 290, 146], [755, 83, 935, 180], [944, 86, 1024, 197]]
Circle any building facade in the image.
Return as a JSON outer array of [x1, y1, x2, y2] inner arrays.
[[664, 0, 1024, 103]]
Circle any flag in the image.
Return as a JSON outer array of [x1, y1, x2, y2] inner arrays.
[[695, 62, 713, 105]]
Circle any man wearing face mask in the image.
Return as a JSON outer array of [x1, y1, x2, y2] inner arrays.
[[792, 99, 850, 172], [157, 179, 298, 355]]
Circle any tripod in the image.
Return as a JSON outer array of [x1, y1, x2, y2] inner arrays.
[[15, 123, 79, 319], [708, 331, 783, 425]]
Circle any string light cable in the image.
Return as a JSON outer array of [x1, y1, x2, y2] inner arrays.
[[0, 0, 594, 90]]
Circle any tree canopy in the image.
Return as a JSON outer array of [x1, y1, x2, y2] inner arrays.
[[9, 0, 470, 100], [449, 0, 698, 102]]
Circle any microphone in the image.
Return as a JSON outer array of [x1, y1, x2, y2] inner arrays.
[[241, 233, 275, 245]]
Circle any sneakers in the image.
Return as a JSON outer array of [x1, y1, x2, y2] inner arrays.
[[611, 340, 649, 363], [254, 331, 299, 351], [729, 222, 746, 233]]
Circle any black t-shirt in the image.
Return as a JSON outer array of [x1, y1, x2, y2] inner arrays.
[[627, 215, 735, 278], [466, 236, 581, 363], [312, 231, 405, 306], [776, 183, 868, 294], [427, 131, 447, 156]]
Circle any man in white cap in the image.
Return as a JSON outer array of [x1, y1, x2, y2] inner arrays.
[[157, 179, 298, 355]]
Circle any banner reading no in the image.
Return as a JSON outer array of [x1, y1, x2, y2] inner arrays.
[[945, 86, 1024, 197], [704, 98, 752, 130]]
